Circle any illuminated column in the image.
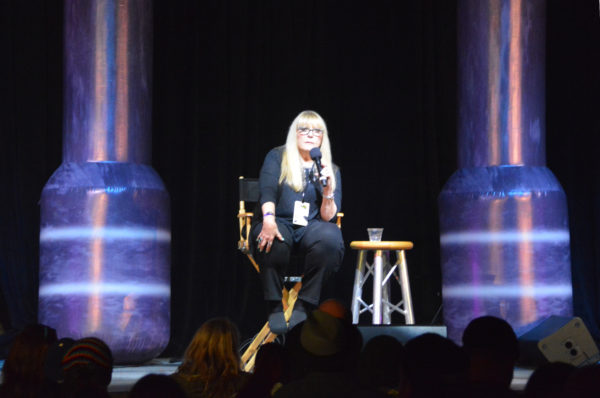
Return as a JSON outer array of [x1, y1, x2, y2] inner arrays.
[[438, 0, 572, 342], [39, 0, 170, 363]]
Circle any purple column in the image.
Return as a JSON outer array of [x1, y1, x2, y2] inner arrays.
[[438, 0, 572, 342], [39, 0, 170, 363]]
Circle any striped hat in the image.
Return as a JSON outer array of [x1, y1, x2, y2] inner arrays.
[[60, 337, 113, 372]]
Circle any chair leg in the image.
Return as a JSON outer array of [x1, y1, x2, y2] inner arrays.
[[240, 281, 302, 372], [246, 253, 260, 273], [241, 321, 273, 372], [284, 282, 301, 322]]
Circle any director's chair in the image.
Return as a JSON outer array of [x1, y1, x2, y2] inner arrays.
[[237, 176, 343, 371]]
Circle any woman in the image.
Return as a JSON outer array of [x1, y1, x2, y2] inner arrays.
[[171, 318, 247, 398], [251, 110, 344, 334]]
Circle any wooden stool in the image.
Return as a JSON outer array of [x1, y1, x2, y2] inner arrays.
[[350, 241, 415, 325]]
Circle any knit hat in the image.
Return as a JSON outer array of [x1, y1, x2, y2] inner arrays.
[[300, 310, 346, 356], [60, 337, 113, 373]]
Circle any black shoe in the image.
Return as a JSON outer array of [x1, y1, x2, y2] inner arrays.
[[268, 303, 287, 335], [288, 300, 308, 331]]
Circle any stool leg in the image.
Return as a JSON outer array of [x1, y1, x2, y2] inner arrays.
[[398, 250, 415, 324], [373, 250, 383, 325], [382, 251, 392, 325], [351, 250, 367, 324]]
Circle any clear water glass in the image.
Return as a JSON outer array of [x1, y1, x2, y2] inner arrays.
[[367, 228, 383, 241]]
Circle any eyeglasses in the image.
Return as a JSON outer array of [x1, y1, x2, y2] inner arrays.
[[297, 127, 324, 136]]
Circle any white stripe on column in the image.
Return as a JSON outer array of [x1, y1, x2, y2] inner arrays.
[[443, 284, 572, 298], [440, 230, 569, 245], [40, 227, 171, 242], [39, 283, 170, 296]]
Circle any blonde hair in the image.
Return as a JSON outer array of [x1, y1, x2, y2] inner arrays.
[[177, 318, 241, 397], [280, 110, 336, 192]]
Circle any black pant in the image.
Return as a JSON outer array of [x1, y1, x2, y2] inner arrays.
[[251, 219, 344, 306]]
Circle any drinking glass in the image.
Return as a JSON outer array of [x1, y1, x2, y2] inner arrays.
[[367, 228, 383, 241]]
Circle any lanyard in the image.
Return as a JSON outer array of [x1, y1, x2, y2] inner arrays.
[[302, 166, 316, 203]]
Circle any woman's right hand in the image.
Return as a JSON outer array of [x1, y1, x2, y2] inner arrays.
[[256, 217, 284, 253]]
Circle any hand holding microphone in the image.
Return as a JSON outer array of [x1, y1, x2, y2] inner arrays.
[[309, 147, 328, 187]]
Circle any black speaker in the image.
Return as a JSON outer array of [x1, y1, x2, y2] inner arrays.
[[357, 325, 447, 346], [518, 316, 599, 367]]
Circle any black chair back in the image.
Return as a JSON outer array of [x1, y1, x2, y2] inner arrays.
[[239, 177, 259, 202]]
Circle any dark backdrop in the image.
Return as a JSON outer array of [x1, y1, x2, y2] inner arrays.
[[0, 0, 598, 358]]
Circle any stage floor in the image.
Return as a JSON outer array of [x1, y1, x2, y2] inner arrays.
[[107, 359, 534, 395], [109, 358, 180, 394]]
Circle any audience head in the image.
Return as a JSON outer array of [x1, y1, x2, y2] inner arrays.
[[44, 337, 76, 384], [405, 333, 469, 396], [178, 317, 241, 378], [318, 299, 351, 322], [296, 309, 346, 373], [462, 315, 519, 361], [60, 337, 113, 396], [0, 324, 57, 396], [175, 318, 244, 398], [129, 373, 186, 398], [316, 299, 363, 374], [563, 364, 600, 398], [236, 343, 289, 398], [358, 335, 406, 394], [524, 361, 576, 398], [253, 342, 289, 382], [462, 315, 519, 390], [300, 309, 346, 358], [297, 309, 362, 375]]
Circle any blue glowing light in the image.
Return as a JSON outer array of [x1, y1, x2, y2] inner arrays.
[[40, 227, 171, 242]]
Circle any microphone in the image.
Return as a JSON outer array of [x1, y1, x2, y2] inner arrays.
[[309, 147, 328, 187]]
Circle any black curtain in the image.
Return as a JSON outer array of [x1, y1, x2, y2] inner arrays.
[[546, 1, 600, 339], [153, 0, 456, 355], [1, 0, 599, 358], [0, 0, 63, 355]]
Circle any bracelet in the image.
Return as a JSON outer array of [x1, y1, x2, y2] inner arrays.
[[263, 211, 275, 217], [323, 193, 335, 200]]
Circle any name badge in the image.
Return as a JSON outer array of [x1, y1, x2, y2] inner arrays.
[[293, 201, 309, 226]]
